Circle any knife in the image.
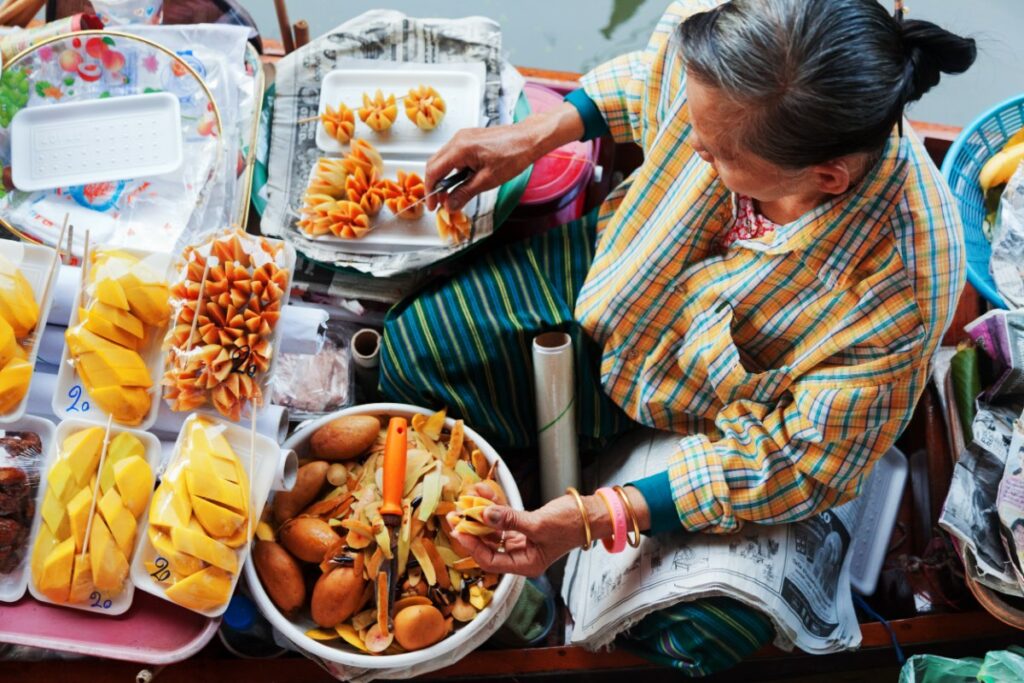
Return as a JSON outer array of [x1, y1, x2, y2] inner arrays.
[[395, 167, 473, 216], [378, 416, 408, 638]]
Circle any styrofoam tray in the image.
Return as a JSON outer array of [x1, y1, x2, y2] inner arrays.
[[26, 418, 161, 616], [315, 68, 483, 156], [130, 413, 282, 618], [11, 92, 184, 192], [0, 240, 60, 422], [0, 416, 57, 603], [849, 447, 909, 595], [299, 159, 477, 252], [52, 247, 172, 432]]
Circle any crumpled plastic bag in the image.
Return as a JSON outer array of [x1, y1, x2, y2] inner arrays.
[[990, 161, 1024, 308], [899, 646, 1024, 683]]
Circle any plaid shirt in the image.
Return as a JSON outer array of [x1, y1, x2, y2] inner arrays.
[[574, 1, 965, 533]]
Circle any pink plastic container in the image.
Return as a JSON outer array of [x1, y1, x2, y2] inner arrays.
[[0, 592, 218, 664]]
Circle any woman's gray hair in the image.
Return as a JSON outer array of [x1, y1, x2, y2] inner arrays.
[[680, 0, 976, 168]]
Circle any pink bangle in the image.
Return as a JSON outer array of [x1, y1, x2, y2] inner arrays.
[[595, 487, 628, 553]]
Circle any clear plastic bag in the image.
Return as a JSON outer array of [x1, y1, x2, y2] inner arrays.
[[269, 320, 359, 420], [899, 646, 1024, 682], [0, 430, 44, 600]]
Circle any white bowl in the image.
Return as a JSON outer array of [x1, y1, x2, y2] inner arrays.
[[244, 403, 525, 676]]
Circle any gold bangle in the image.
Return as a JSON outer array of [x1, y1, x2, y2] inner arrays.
[[565, 487, 593, 550], [613, 485, 642, 548]]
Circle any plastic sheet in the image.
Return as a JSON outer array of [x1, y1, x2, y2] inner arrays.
[[899, 646, 1024, 682]]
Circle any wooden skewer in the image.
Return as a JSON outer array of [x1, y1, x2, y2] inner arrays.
[[246, 406, 258, 545], [78, 230, 90, 312], [176, 248, 212, 372], [23, 215, 68, 352], [297, 95, 409, 124], [79, 414, 114, 562]]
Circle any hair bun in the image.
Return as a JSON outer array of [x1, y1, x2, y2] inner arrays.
[[899, 19, 977, 103]]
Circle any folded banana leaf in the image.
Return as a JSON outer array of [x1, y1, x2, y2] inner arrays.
[[951, 342, 982, 439]]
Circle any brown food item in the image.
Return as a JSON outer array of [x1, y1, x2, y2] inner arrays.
[[393, 605, 447, 651], [0, 432, 42, 459], [272, 461, 329, 523], [279, 517, 340, 563], [0, 456, 35, 574], [252, 541, 306, 617], [309, 415, 380, 461], [311, 565, 367, 627]]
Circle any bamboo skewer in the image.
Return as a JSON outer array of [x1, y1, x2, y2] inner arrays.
[[24, 215, 68, 352], [79, 414, 114, 562], [297, 95, 409, 125], [246, 406, 257, 546]]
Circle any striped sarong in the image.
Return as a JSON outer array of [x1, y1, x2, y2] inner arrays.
[[379, 209, 774, 675]]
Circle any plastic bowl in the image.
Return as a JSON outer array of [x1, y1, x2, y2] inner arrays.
[[941, 93, 1024, 309], [244, 403, 525, 675]]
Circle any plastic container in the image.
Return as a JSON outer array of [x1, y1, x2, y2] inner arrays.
[[244, 403, 526, 679], [0, 590, 217, 664], [52, 247, 172, 431], [315, 68, 483, 156], [10, 93, 183, 192], [0, 240, 60, 422], [25, 418, 161, 615], [0, 415, 57, 603], [130, 413, 294, 618], [848, 447, 909, 595], [940, 93, 1024, 309]]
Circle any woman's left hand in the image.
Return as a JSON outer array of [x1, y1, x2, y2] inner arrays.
[[448, 485, 594, 578]]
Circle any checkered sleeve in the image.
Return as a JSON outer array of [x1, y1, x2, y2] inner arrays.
[[667, 356, 928, 534]]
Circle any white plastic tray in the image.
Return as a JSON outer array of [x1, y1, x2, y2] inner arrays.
[[0, 415, 57, 603], [315, 68, 483, 157], [130, 413, 281, 618], [849, 447, 909, 595], [52, 247, 172, 432], [0, 240, 60, 422], [26, 418, 161, 616], [11, 92, 184, 192], [300, 159, 478, 252]]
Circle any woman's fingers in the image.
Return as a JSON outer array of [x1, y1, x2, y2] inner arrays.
[[445, 170, 494, 212], [483, 504, 533, 534], [452, 530, 542, 576]]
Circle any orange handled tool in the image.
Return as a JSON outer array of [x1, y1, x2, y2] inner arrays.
[[380, 417, 408, 518]]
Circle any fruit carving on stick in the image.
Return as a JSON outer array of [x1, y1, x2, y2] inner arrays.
[[382, 171, 427, 220], [307, 158, 348, 199], [344, 167, 386, 217], [358, 90, 398, 133], [321, 104, 355, 145], [143, 417, 251, 612], [435, 207, 472, 244], [64, 248, 171, 425], [31, 426, 154, 605], [404, 85, 446, 131], [162, 230, 289, 421]]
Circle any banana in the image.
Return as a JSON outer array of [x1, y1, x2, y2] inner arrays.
[[979, 142, 1024, 193], [1004, 127, 1024, 151]]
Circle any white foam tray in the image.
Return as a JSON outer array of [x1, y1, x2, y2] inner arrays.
[[25, 418, 161, 616], [315, 68, 483, 157], [11, 92, 184, 192], [0, 415, 57, 603], [849, 447, 909, 595], [52, 247, 172, 432], [130, 413, 281, 618], [299, 158, 478, 253], [0, 240, 60, 422]]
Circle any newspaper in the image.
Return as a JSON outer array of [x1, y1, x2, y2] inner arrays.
[[990, 160, 1024, 308], [561, 430, 863, 655], [965, 310, 1024, 399], [997, 416, 1024, 589], [939, 403, 1024, 596], [261, 10, 525, 278]]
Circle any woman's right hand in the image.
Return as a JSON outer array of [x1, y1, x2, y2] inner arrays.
[[425, 101, 586, 213]]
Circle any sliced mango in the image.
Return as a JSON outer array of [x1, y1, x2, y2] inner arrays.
[[46, 459, 76, 503], [149, 528, 203, 578], [62, 426, 105, 485], [0, 253, 39, 338], [191, 496, 244, 539], [100, 433, 143, 494], [89, 301, 144, 339], [98, 487, 137, 556], [69, 552, 94, 604], [31, 522, 58, 582], [0, 357, 31, 412], [113, 455, 153, 518], [120, 274, 170, 327], [89, 386, 150, 426], [149, 470, 191, 529], [164, 566, 233, 612], [38, 536, 75, 603], [170, 525, 237, 573], [185, 470, 244, 513], [82, 307, 142, 350], [40, 489, 70, 539], [0, 317, 18, 370], [66, 486, 94, 552], [94, 277, 129, 311], [74, 349, 152, 389], [90, 518, 129, 593]]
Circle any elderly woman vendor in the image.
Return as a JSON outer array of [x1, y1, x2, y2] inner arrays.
[[382, 0, 976, 674]]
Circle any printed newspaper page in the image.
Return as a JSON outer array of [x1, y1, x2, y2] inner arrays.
[[562, 430, 863, 655]]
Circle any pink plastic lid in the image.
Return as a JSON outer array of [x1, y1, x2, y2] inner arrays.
[[520, 83, 595, 206]]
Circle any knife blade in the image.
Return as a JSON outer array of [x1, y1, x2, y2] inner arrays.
[[378, 416, 408, 637], [395, 167, 473, 216]]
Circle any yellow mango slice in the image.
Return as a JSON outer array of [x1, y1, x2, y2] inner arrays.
[[0, 253, 39, 338], [149, 528, 203, 578], [0, 357, 32, 413], [74, 349, 151, 389], [89, 386, 150, 426], [98, 487, 137, 556], [69, 552, 94, 604], [192, 496, 244, 539], [81, 307, 142, 350], [38, 536, 75, 603], [164, 566, 233, 612], [185, 470, 244, 513], [31, 522, 58, 582], [121, 275, 170, 327], [94, 277, 129, 310], [149, 470, 191, 529], [46, 459, 75, 503], [90, 518, 129, 593], [40, 489, 70, 539], [89, 301, 144, 339], [219, 515, 252, 549], [113, 455, 153, 518], [62, 426, 105, 485], [66, 486, 93, 552], [170, 526, 237, 573], [0, 317, 19, 371], [99, 433, 143, 494]]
